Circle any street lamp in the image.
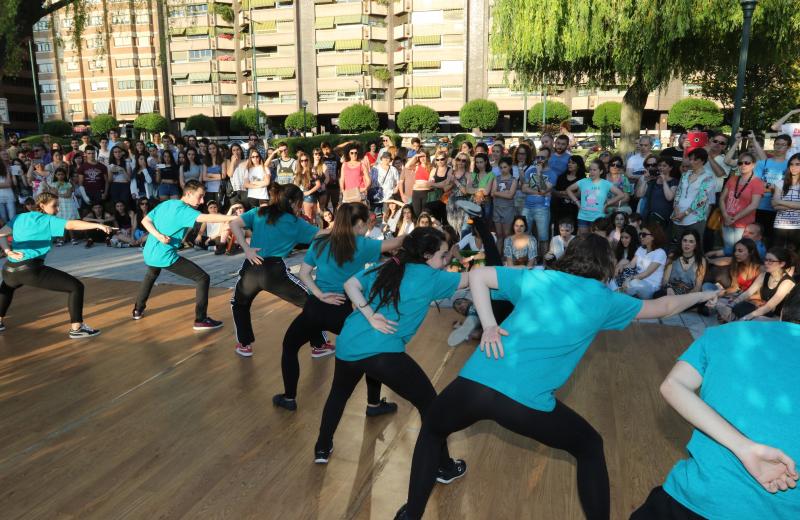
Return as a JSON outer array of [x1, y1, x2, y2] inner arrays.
[[730, 0, 758, 141], [300, 99, 308, 136]]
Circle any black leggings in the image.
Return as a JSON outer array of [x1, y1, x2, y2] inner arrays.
[[282, 294, 381, 402], [135, 256, 210, 322], [0, 260, 85, 323], [411, 190, 429, 217], [630, 486, 704, 520], [316, 352, 450, 466], [774, 227, 800, 253], [405, 377, 609, 520], [230, 258, 324, 347]]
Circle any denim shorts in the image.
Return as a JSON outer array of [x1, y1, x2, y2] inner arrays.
[[158, 183, 180, 197]]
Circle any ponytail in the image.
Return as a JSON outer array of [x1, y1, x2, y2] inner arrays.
[[260, 183, 303, 224], [313, 202, 369, 266], [366, 227, 446, 313]]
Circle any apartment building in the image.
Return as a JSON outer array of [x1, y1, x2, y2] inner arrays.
[[32, 0, 691, 133]]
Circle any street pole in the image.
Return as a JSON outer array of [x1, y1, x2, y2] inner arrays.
[[302, 105, 307, 136], [730, 0, 758, 141], [250, 6, 259, 117], [28, 40, 43, 133], [542, 84, 547, 133], [522, 86, 528, 136]]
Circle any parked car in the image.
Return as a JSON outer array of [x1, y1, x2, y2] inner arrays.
[[577, 136, 600, 150]]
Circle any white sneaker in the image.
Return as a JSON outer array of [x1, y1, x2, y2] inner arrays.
[[448, 315, 479, 347]]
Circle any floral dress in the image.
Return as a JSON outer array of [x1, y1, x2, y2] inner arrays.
[[54, 181, 79, 220]]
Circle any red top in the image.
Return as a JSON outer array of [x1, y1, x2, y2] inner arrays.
[[723, 174, 765, 228], [414, 164, 430, 182], [365, 152, 378, 166]]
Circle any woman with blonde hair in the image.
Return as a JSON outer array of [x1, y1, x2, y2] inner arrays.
[[311, 148, 329, 213], [294, 151, 323, 222]]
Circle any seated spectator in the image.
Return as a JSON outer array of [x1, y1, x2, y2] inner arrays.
[[82, 202, 114, 248], [703, 238, 764, 317], [456, 223, 496, 269], [615, 223, 668, 299], [613, 225, 641, 284], [632, 288, 800, 520], [707, 222, 766, 265], [629, 212, 643, 232], [416, 212, 433, 228], [591, 216, 609, 238], [321, 209, 334, 229], [220, 203, 248, 255], [195, 200, 224, 251], [607, 211, 628, 248], [131, 198, 151, 247], [109, 201, 135, 248], [365, 212, 384, 240], [396, 204, 416, 237], [544, 219, 575, 263], [654, 230, 707, 298], [718, 247, 796, 322], [503, 215, 537, 267]]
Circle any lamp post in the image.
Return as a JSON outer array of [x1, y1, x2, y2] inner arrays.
[[730, 0, 758, 141], [300, 99, 308, 136], [249, 5, 259, 114]]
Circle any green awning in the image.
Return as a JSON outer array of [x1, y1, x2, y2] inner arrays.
[[254, 21, 277, 32], [219, 72, 237, 81], [189, 72, 211, 82], [335, 39, 362, 50], [256, 67, 295, 78], [172, 73, 189, 80], [314, 0, 334, 3], [242, 0, 276, 7], [393, 62, 407, 70], [215, 27, 234, 35], [169, 27, 186, 36], [315, 40, 334, 50], [186, 26, 210, 36], [412, 60, 440, 69], [314, 17, 334, 29], [394, 88, 407, 98], [364, 41, 385, 52], [411, 86, 440, 99], [335, 14, 363, 25], [336, 64, 363, 75], [413, 35, 440, 46]]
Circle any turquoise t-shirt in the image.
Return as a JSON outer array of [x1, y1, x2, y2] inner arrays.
[[754, 158, 788, 211], [336, 263, 461, 361], [142, 199, 201, 267], [577, 177, 613, 222], [240, 209, 318, 258], [8, 212, 67, 262], [304, 235, 383, 293], [459, 268, 642, 411], [664, 321, 800, 519]]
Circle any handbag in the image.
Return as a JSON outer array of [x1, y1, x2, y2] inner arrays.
[[342, 188, 362, 203], [706, 207, 722, 231]]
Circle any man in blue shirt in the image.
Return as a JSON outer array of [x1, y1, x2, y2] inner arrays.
[[632, 287, 800, 519], [548, 134, 572, 177], [752, 133, 792, 243]]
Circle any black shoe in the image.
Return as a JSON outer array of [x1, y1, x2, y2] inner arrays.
[[394, 505, 412, 520], [69, 324, 101, 339], [698, 305, 710, 316], [272, 393, 297, 411], [314, 443, 333, 464], [436, 458, 467, 484], [132, 307, 144, 320], [193, 317, 223, 331], [85, 238, 94, 248], [0, 322, 6, 332], [366, 397, 398, 417]]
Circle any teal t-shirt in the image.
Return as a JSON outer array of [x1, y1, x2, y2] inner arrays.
[[577, 177, 613, 222], [142, 199, 201, 267], [8, 212, 67, 262], [304, 235, 383, 293], [240, 209, 318, 258], [459, 268, 642, 411], [664, 321, 800, 519], [336, 263, 461, 361], [754, 158, 788, 211]]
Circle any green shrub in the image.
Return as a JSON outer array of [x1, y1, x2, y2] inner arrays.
[[19, 134, 71, 146], [230, 108, 269, 134], [184, 114, 218, 135], [381, 130, 402, 147], [214, 3, 234, 23], [668, 98, 724, 130], [90, 114, 119, 137], [451, 133, 477, 153], [42, 119, 73, 137], [338, 104, 380, 133], [592, 101, 622, 131], [275, 132, 383, 156], [133, 113, 168, 134], [396, 105, 439, 133], [459, 99, 499, 131], [284, 110, 318, 131], [528, 101, 571, 129]]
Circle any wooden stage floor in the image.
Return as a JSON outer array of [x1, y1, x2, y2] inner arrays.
[[0, 277, 695, 520]]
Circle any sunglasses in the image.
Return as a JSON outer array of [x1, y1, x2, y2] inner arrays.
[[737, 160, 753, 166], [536, 155, 547, 161], [457, 159, 468, 163], [764, 258, 780, 264], [610, 162, 622, 167], [711, 139, 727, 145], [639, 232, 651, 238], [436, 158, 446, 162], [645, 163, 658, 168], [300, 159, 308, 163]]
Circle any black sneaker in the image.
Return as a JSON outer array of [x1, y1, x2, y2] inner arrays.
[[132, 307, 144, 320], [455, 199, 482, 217], [0, 322, 6, 332], [314, 444, 333, 464], [272, 393, 297, 411], [193, 317, 223, 331], [436, 458, 467, 484], [394, 505, 412, 520], [69, 324, 101, 339], [366, 398, 398, 417]]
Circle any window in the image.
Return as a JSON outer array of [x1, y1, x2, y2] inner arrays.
[[35, 41, 52, 52], [70, 103, 83, 113], [88, 15, 103, 26], [43, 104, 59, 115], [254, 46, 279, 57], [140, 80, 155, 90], [135, 10, 150, 24], [140, 58, 154, 67], [367, 89, 386, 101], [68, 82, 81, 92], [39, 63, 54, 73], [280, 93, 296, 104], [258, 92, 280, 103], [62, 18, 74, 28], [86, 37, 104, 49], [220, 94, 236, 105], [173, 95, 190, 106], [276, 0, 294, 6], [114, 36, 133, 47], [66, 62, 79, 71], [111, 13, 131, 24], [118, 80, 137, 90], [116, 59, 135, 68], [40, 83, 57, 94], [87, 60, 106, 71], [186, 4, 208, 15], [34, 20, 50, 32], [189, 49, 212, 61], [191, 95, 214, 105], [91, 81, 109, 91]]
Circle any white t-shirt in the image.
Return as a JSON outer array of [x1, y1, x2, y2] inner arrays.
[[626, 153, 646, 175], [634, 247, 667, 288], [704, 154, 732, 197], [247, 165, 269, 200], [780, 123, 800, 155], [457, 232, 497, 252], [366, 226, 384, 240]]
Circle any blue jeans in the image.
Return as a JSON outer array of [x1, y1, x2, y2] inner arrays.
[[523, 206, 551, 241], [722, 226, 745, 256]]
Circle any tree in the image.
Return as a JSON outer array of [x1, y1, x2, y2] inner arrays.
[[338, 104, 379, 133], [396, 105, 439, 133], [490, 0, 800, 154], [593, 101, 622, 148], [459, 99, 499, 132], [451, 133, 477, 152], [284, 110, 318, 132], [230, 108, 268, 135], [90, 114, 119, 137], [184, 114, 218, 136], [42, 119, 73, 137], [133, 113, 168, 134], [528, 100, 570, 129], [668, 98, 724, 131]]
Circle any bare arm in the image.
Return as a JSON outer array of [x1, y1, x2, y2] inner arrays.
[[636, 290, 720, 319], [566, 182, 581, 206], [730, 194, 762, 224], [65, 219, 112, 232], [196, 214, 237, 224], [745, 280, 796, 319], [604, 185, 626, 209], [770, 108, 800, 132]]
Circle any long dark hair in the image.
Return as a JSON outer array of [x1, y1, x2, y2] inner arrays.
[[313, 202, 369, 266], [108, 146, 127, 167], [672, 229, 704, 264], [204, 143, 225, 167], [730, 238, 762, 284], [568, 155, 586, 177], [260, 183, 303, 223], [552, 233, 616, 282], [782, 152, 800, 197], [614, 225, 639, 262], [366, 227, 446, 313]]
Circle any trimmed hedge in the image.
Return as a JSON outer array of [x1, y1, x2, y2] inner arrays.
[[528, 101, 571, 129], [592, 101, 622, 131], [184, 114, 218, 135], [42, 119, 73, 137], [396, 105, 439, 133], [338, 104, 379, 133], [668, 98, 724, 130], [284, 110, 318, 131], [459, 99, 499, 131], [231, 108, 269, 134], [90, 114, 119, 137], [133, 113, 168, 134], [272, 132, 384, 156]]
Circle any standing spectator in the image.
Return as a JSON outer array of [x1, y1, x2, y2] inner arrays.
[[406, 149, 432, 215], [491, 157, 518, 249], [310, 148, 329, 214], [244, 133, 266, 157], [107, 147, 132, 206], [51, 168, 79, 244], [671, 148, 716, 240], [340, 144, 371, 203], [156, 150, 180, 201], [539, 132, 554, 151], [521, 147, 556, 252], [227, 143, 247, 207], [78, 133, 92, 151], [320, 141, 340, 210], [0, 160, 16, 223], [772, 153, 800, 252], [64, 138, 81, 164], [636, 155, 679, 228], [5, 133, 19, 159], [179, 148, 204, 188], [244, 149, 270, 207], [752, 134, 792, 241], [489, 143, 504, 175], [77, 147, 108, 204], [378, 134, 395, 157], [719, 152, 765, 255], [107, 129, 120, 151], [364, 142, 379, 167], [406, 137, 421, 158], [661, 132, 688, 163], [551, 155, 583, 229], [512, 143, 534, 217], [548, 135, 572, 177], [567, 159, 625, 234], [372, 152, 399, 214], [704, 132, 733, 206], [625, 135, 654, 181], [295, 151, 322, 222], [131, 154, 154, 201], [466, 152, 494, 218], [446, 152, 472, 235], [44, 150, 69, 179], [97, 137, 110, 164], [605, 155, 634, 214], [268, 142, 297, 186], [202, 142, 226, 204], [770, 107, 800, 156]]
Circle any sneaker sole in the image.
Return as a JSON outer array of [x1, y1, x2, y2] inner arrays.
[[436, 465, 467, 484], [69, 331, 101, 339], [314, 447, 333, 464], [310, 349, 336, 358], [235, 349, 253, 358], [193, 324, 224, 331]]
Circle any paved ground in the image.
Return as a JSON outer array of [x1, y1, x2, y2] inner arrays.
[[19, 243, 721, 339]]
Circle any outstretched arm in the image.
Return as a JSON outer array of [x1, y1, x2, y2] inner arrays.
[[661, 361, 798, 493], [196, 213, 237, 224], [636, 289, 720, 319]]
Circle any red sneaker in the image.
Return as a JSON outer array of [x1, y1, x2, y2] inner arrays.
[[311, 342, 335, 358], [235, 343, 253, 357]]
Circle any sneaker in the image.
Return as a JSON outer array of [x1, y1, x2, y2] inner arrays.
[[311, 342, 336, 358], [235, 343, 253, 357], [85, 238, 94, 248], [447, 315, 479, 347], [272, 393, 297, 411], [55, 240, 63, 247], [394, 505, 411, 520], [455, 199, 482, 217], [436, 458, 467, 484], [69, 324, 101, 339], [313, 444, 333, 464], [0, 322, 6, 332], [193, 317, 223, 331], [132, 307, 144, 320], [366, 397, 398, 417], [71, 239, 79, 245]]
